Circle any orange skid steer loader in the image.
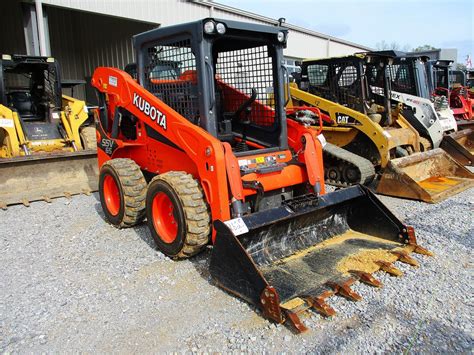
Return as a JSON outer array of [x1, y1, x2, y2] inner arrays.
[[92, 19, 431, 332]]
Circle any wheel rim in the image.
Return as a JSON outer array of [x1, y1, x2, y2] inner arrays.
[[344, 166, 359, 183], [103, 175, 120, 216], [152, 192, 178, 243]]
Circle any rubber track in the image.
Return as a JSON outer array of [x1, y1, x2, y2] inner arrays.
[[104, 158, 147, 228], [151, 171, 211, 259], [323, 142, 376, 187]]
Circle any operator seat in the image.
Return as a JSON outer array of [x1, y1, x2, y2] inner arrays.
[[7, 91, 36, 119]]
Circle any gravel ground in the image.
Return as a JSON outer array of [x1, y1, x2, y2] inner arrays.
[[0, 189, 472, 353]]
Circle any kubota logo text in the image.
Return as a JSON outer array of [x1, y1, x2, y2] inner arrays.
[[133, 93, 167, 130]]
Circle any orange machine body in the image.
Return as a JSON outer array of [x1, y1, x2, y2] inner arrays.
[[92, 67, 326, 240]]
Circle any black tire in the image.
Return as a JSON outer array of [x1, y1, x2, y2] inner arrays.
[[146, 171, 210, 259], [80, 126, 97, 150], [99, 158, 147, 228]]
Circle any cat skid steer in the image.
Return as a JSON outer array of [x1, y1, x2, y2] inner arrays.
[[291, 52, 473, 203]]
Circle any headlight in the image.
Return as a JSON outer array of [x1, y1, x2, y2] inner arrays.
[[204, 21, 216, 34], [216, 22, 226, 35], [277, 31, 285, 42]]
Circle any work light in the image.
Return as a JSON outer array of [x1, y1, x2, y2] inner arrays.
[[204, 21, 216, 34]]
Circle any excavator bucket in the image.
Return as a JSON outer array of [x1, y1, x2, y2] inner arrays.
[[377, 148, 473, 203], [440, 128, 473, 166], [0, 150, 98, 209], [210, 185, 431, 332]]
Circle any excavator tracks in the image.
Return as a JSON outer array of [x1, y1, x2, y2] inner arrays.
[[322, 142, 376, 187]]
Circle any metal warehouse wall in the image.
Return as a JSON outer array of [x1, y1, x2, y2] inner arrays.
[[47, 6, 156, 80], [41, 0, 369, 60], [45, 5, 156, 100], [0, 1, 27, 55]]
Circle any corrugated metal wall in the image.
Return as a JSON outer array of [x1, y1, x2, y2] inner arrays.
[[47, 5, 156, 80], [2, 0, 368, 102], [0, 1, 27, 55], [45, 5, 156, 100], [41, 0, 368, 59]]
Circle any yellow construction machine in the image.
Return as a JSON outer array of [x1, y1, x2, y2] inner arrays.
[[0, 54, 98, 209], [289, 52, 473, 203]]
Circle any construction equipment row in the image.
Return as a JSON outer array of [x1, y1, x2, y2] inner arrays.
[[0, 18, 472, 332]]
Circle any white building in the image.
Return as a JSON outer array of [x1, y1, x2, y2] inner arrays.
[[1, 0, 370, 100]]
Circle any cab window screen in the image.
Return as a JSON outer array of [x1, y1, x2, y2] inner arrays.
[[144, 39, 199, 124]]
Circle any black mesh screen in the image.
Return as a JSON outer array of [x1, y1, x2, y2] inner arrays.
[[307, 61, 363, 112], [387, 63, 416, 95], [144, 39, 199, 124], [215, 45, 276, 128]]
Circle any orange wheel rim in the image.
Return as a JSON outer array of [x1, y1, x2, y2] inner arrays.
[[103, 175, 120, 216], [152, 192, 178, 243]]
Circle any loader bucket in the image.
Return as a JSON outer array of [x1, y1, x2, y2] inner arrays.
[[210, 186, 430, 332], [0, 150, 98, 209], [440, 128, 474, 166], [376, 148, 473, 203]]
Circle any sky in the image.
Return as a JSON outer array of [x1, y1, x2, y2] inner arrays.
[[218, 0, 473, 64]]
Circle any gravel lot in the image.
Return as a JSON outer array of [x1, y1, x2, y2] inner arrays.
[[1, 189, 472, 353]]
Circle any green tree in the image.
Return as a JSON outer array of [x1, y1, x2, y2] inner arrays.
[[412, 45, 438, 52]]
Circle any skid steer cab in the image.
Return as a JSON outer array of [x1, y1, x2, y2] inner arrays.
[[0, 55, 98, 209], [92, 18, 431, 332], [0, 54, 95, 157]]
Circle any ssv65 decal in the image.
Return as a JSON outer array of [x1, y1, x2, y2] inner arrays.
[[133, 93, 167, 130]]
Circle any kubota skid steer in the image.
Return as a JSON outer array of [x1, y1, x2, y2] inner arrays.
[[91, 18, 431, 332], [0, 55, 98, 209], [290, 53, 473, 203]]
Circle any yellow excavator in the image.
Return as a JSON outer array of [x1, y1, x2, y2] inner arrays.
[[289, 52, 473, 203], [0, 54, 98, 209]]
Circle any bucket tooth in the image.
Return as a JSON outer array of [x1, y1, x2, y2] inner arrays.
[[377, 260, 403, 276], [0, 201, 6, 210], [392, 251, 419, 267], [412, 244, 434, 256], [306, 291, 337, 317], [327, 280, 362, 302], [260, 286, 284, 324], [21, 198, 30, 207], [81, 189, 92, 196], [350, 270, 382, 288], [285, 310, 308, 333], [42, 195, 52, 203], [64, 192, 72, 199]]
